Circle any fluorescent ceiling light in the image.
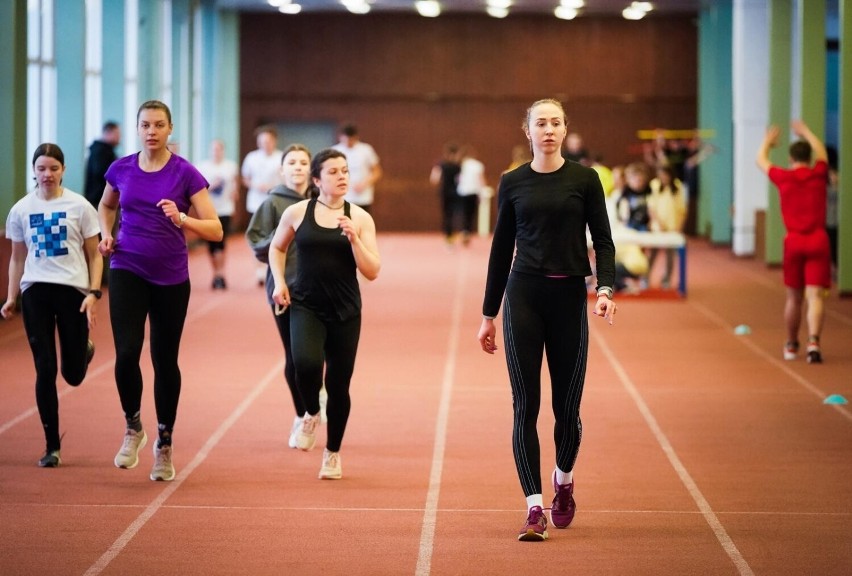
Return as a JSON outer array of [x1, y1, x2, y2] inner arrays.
[[279, 3, 301, 13], [632, 1, 653, 11], [487, 0, 512, 9], [622, 6, 645, 19], [554, 6, 578, 19], [342, 0, 370, 13], [560, 0, 584, 8], [267, 0, 286, 6], [415, 0, 441, 17], [487, 6, 509, 17]]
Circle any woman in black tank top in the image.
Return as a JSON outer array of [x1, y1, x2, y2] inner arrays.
[[267, 149, 381, 480]]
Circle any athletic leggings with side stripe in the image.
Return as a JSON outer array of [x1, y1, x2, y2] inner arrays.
[[502, 272, 588, 497]]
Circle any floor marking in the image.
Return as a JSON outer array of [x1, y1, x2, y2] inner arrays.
[[0, 294, 226, 437], [10, 501, 851, 517], [0, 360, 115, 437], [592, 328, 756, 576], [415, 253, 467, 576], [82, 360, 282, 576], [691, 302, 852, 423]]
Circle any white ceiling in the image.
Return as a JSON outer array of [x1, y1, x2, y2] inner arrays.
[[215, 0, 704, 17]]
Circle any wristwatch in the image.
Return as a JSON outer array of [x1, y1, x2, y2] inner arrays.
[[89, 289, 103, 300], [175, 212, 187, 228], [596, 287, 614, 300]]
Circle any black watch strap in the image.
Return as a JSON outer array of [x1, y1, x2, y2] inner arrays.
[[89, 289, 103, 300]]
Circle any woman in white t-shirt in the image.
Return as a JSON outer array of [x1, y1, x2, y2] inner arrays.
[[197, 139, 239, 289], [2, 143, 103, 468], [456, 145, 486, 245]]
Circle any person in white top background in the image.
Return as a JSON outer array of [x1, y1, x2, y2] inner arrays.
[[456, 144, 486, 246], [197, 139, 239, 290], [242, 125, 284, 285], [331, 123, 382, 214], [2, 143, 103, 469]]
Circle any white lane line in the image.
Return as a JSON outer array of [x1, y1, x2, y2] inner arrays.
[[691, 301, 852, 423], [591, 328, 756, 576], [10, 502, 851, 517], [82, 360, 283, 576], [415, 253, 467, 576], [0, 294, 226, 437]]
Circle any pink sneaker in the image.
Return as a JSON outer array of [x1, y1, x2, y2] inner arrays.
[[550, 471, 576, 528], [518, 506, 548, 541]]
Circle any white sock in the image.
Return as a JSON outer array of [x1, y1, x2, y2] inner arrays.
[[526, 494, 544, 510], [555, 467, 573, 486]]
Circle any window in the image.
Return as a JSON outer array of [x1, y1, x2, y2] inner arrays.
[[27, 0, 56, 180]]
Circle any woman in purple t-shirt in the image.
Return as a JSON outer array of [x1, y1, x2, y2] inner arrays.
[[97, 100, 223, 482]]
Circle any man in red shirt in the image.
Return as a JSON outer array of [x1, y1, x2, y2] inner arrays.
[[757, 120, 831, 363]]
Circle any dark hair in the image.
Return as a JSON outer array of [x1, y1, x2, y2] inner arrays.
[[789, 140, 812, 163], [254, 124, 278, 139], [340, 123, 358, 137], [656, 165, 679, 193], [32, 143, 65, 167], [310, 148, 347, 181], [102, 121, 119, 132], [137, 100, 172, 125]]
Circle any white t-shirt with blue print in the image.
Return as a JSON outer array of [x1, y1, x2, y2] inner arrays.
[[5, 188, 101, 294]]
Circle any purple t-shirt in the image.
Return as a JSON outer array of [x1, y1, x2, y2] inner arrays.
[[105, 153, 208, 285]]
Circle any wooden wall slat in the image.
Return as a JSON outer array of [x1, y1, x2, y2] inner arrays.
[[239, 13, 697, 232]]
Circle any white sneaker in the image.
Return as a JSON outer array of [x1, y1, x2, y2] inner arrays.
[[319, 449, 342, 479], [319, 386, 328, 424], [288, 415, 302, 449], [296, 413, 319, 451], [114, 429, 147, 469], [150, 442, 175, 481]]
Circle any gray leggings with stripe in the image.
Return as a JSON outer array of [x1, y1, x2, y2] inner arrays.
[[503, 272, 588, 497]]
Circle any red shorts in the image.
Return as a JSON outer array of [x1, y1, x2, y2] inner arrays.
[[783, 230, 831, 289]]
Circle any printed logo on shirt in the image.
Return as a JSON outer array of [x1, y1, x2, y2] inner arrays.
[[29, 212, 69, 257]]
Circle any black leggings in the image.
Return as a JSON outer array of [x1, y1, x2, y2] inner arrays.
[[21, 283, 90, 451], [109, 268, 190, 433], [271, 305, 304, 416], [289, 305, 361, 452], [502, 273, 588, 497]]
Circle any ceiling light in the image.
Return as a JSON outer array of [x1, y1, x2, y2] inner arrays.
[[631, 1, 653, 11], [559, 0, 584, 8], [554, 6, 578, 19], [279, 3, 301, 13], [342, 0, 370, 14], [487, 0, 512, 9], [267, 0, 286, 6], [487, 6, 509, 17], [622, 6, 645, 19], [415, 0, 441, 17]]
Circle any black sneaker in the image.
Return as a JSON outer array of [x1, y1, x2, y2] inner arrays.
[[38, 450, 61, 468], [806, 338, 822, 364], [86, 339, 95, 365], [212, 276, 227, 290]]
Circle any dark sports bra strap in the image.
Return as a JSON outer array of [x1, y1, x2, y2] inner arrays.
[[344, 201, 351, 218]]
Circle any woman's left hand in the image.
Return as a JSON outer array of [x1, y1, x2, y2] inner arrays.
[[594, 296, 616, 326], [156, 199, 182, 227], [80, 294, 98, 330], [337, 216, 357, 242]]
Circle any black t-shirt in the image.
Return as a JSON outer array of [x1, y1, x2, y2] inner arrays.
[[482, 160, 615, 317]]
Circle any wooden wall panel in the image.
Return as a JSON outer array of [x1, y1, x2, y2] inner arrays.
[[240, 13, 698, 232]]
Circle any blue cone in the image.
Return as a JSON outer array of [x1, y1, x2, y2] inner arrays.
[[733, 324, 751, 336], [823, 394, 849, 405]]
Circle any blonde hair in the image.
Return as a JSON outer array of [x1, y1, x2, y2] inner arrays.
[[523, 98, 567, 129]]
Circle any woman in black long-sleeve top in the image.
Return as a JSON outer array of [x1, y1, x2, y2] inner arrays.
[[478, 98, 617, 542]]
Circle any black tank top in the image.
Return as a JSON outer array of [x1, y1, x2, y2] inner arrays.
[[291, 199, 361, 321]]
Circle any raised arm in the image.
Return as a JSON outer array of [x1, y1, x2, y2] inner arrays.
[[756, 125, 780, 174], [791, 120, 828, 163]]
